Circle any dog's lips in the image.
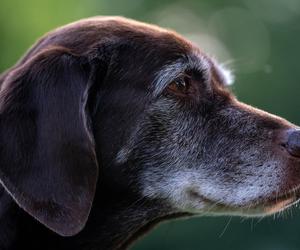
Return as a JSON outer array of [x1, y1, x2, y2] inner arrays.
[[262, 196, 296, 214], [261, 187, 300, 215], [235, 188, 300, 216], [194, 187, 300, 216]]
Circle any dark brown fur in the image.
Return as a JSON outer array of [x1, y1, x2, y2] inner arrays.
[[0, 16, 300, 250]]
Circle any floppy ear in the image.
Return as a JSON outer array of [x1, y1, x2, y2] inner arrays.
[[0, 47, 99, 236]]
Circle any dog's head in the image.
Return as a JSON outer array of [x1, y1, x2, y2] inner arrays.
[[0, 16, 300, 237]]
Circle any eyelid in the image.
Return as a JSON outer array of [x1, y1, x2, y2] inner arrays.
[[173, 72, 192, 83], [152, 59, 211, 97], [174, 77, 186, 86]]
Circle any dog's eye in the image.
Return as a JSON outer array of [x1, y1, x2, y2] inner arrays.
[[167, 76, 191, 95]]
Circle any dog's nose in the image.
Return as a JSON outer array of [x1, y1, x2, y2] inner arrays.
[[286, 129, 300, 158]]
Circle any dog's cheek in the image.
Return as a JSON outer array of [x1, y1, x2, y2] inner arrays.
[[130, 98, 210, 209]]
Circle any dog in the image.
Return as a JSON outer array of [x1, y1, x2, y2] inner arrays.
[[0, 16, 300, 250]]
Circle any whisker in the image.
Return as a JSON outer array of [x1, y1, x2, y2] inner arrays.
[[219, 216, 232, 238]]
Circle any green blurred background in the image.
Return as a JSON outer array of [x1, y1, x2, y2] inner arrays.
[[1, 0, 300, 249]]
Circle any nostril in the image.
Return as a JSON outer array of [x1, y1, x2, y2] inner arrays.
[[286, 129, 300, 158]]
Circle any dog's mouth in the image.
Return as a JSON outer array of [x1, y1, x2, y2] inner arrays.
[[232, 188, 300, 216], [195, 186, 300, 216], [258, 187, 300, 215]]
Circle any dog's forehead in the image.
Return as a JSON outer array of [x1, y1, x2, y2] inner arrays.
[[48, 17, 234, 89]]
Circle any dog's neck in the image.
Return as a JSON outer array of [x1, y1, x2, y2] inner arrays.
[[78, 192, 166, 249], [73, 183, 189, 250], [0, 184, 188, 250]]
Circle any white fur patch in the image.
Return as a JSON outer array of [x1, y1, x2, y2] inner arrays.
[[214, 61, 235, 86]]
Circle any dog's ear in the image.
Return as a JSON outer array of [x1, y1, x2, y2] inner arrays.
[[0, 47, 101, 236]]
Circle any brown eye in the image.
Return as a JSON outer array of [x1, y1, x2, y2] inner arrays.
[[167, 76, 190, 95]]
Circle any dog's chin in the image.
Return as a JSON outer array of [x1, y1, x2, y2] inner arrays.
[[187, 187, 300, 217], [211, 194, 299, 217]]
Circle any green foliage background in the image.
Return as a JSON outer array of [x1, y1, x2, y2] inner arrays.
[[1, 0, 300, 249]]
